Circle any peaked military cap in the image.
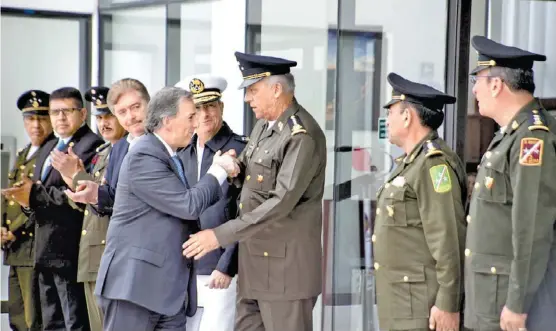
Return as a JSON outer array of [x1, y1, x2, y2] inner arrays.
[[17, 90, 50, 116], [384, 73, 456, 112], [84, 86, 110, 116], [234, 51, 297, 89], [470, 36, 546, 75], [175, 74, 227, 106]]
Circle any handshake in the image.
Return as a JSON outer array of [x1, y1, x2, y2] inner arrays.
[[212, 149, 240, 178]]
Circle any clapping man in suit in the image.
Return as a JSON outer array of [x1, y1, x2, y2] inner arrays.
[[87, 87, 239, 331]]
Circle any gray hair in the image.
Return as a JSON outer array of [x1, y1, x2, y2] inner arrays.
[[265, 73, 295, 94], [145, 87, 192, 133], [488, 67, 535, 94]]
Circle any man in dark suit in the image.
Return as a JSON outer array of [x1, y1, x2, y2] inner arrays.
[[4, 87, 104, 330], [81, 87, 239, 331], [61, 78, 150, 216], [176, 74, 248, 331], [1, 89, 54, 331]]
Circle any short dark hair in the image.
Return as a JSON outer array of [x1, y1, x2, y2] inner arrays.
[[401, 101, 444, 130], [489, 67, 535, 94], [50, 87, 84, 108]]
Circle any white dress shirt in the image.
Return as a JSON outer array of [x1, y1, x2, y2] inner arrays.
[[153, 133, 227, 185], [196, 139, 205, 181], [27, 145, 39, 161]]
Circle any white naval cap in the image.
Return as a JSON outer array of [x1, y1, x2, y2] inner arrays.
[[174, 74, 228, 105]]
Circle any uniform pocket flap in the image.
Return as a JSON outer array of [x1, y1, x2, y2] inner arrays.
[[86, 230, 107, 245], [388, 265, 425, 283], [248, 239, 286, 258], [254, 157, 273, 168], [130, 246, 165, 267], [386, 187, 406, 201], [470, 253, 511, 275]]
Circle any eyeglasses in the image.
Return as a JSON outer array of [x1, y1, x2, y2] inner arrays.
[[49, 108, 80, 117], [469, 75, 501, 85]]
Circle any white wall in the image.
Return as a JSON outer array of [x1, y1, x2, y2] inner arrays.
[[0, 0, 96, 13], [1, 15, 82, 150]]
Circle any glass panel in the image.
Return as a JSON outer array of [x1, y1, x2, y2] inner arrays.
[[165, 1, 213, 85], [329, 0, 449, 330], [101, 6, 167, 94], [465, 0, 556, 178], [245, 0, 338, 329]]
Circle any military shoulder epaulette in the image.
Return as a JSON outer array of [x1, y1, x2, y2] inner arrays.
[[528, 109, 549, 132], [424, 140, 444, 157], [96, 141, 111, 153], [16, 144, 30, 156], [287, 115, 307, 136]]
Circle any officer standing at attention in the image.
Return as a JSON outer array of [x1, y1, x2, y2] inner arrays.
[[373, 73, 467, 331], [464, 36, 556, 331], [183, 52, 327, 331], [1, 90, 54, 331], [176, 74, 247, 331], [50, 86, 126, 331]]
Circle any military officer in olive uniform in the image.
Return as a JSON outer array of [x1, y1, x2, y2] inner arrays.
[[50, 86, 126, 331], [373, 73, 467, 331], [464, 36, 556, 331], [183, 52, 327, 331], [1, 90, 54, 330]]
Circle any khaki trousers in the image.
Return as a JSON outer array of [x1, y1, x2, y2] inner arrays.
[[84, 281, 104, 331], [235, 296, 317, 331]]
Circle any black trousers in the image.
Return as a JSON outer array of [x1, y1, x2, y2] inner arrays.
[[37, 267, 90, 331]]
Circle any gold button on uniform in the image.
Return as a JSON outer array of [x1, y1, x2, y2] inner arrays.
[[22, 231, 26, 235], [29, 173, 33, 178], [474, 182, 480, 190], [485, 151, 492, 159], [491, 267, 497, 274], [390, 192, 394, 197], [29, 233, 33, 237], [403, 276, 409, 282], [20, 165, 25, 170], [9, 201, 15, 206], [263, 252, 268, 257], [376, 208, 380, 215], [6, 220, 11, 225], [386, 205, 394, 217], [84, 210, 89, 216], [239, 203, 243, 210], [101, 240, 106, 244], [385, 183, 390, 189], [258, 159, 262, 163], [246, 175, 251, 181], [466, 215, 471, 223], [487, 162, 492, 167], [82, 230, 87, 236], [464, 248, 471, 257], [371, 234, 376, 242], [374, 262, 380, 270], [95, 171, 100, 177]]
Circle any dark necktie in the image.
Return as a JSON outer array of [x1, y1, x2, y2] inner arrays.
[[171, 155, 187, 185], [42, 139, 67, 181]]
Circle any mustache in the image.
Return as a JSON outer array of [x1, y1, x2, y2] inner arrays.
[[100, 126, 113, 132]]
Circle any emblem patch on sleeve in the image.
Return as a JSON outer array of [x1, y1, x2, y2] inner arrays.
[[519, 137, 543, 166], [429, 164, 452, 193]]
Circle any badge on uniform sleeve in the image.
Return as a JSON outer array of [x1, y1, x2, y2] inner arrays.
[[519, 137, 543, 166], [429, 164, 452, 193]]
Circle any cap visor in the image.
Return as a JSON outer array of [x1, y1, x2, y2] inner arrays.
[[470, 65, 489, 75], [22, 111, 49, 117], [92, 109, 111, 116], [238, 77, 264, 89], [383, 99, 400, 109]]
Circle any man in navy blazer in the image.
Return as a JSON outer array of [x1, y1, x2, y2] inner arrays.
[[61, 78, 151, 216], [176, 74, 247, 331], [81, 87, 239, 331]]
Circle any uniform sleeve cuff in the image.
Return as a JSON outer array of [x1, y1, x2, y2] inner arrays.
[[506, 289, 525, 314], [213, 221, 236, 248], [434, 287, 460, 313]]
